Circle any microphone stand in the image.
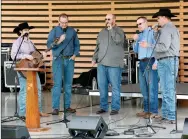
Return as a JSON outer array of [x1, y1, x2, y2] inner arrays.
[[127, 30, 166, 135], [46, 29, 79, 127], [170, 56, 182, 134], [2, 35, 26, 123]]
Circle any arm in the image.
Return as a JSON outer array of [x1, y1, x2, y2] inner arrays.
[[92, 36, 100, 62], [155, 30, 171, 52], [11, 40, 30, 60], [133, 41, 139, 53], [46, 28, 59, 49], [109, 27, 124, 45], [73, 32, 80, 56]]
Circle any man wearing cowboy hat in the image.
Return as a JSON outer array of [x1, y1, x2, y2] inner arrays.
[[11, 22, 49, 119], [152, 8, 180, 124]]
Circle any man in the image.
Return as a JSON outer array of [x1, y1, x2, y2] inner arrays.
[[92, 14, 125, 115], [152, 8, 180, 124], [47, 13, 80, 115], [132, 17, 159, 118], [11, 22, 49, 119]]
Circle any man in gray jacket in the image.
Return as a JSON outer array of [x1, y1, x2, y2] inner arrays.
[[92, 14, 125, 115], [152, 8, 180, 124]]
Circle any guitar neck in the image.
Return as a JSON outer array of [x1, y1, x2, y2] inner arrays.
[[45, 39, 59, 53]]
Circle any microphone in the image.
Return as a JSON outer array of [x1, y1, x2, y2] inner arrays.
[[152, 24, 160, 29], [75, 29, 79, 33], [63, 28, 67, 33], [23, 33, 29, 37], [136, 30, 140, 34]]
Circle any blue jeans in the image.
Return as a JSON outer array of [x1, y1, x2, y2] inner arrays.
[[157, 57, 179, 120], [51, 56, 75, 109], [17, 72, 42, 116], [97, 64, 122, 111], [139, 58, 159, 114]]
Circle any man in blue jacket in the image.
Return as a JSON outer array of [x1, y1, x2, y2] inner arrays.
[[47, 13, 80, 115]]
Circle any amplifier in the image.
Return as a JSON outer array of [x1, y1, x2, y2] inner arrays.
[[4, 61, 46, 88], [1, 48, 10, 67]]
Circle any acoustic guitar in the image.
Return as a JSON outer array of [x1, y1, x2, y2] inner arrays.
[[16, 38, 59, 78]]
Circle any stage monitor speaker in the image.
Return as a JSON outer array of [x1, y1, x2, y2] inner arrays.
[[68, 116, 108, 139], [1, 125, 30, 139], [182, 118, 188, 139]]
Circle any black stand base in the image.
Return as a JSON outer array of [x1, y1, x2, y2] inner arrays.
[[170, 129, 182, 134], [130, 124, 166, 134], [1, 113, 25, 123], [46, 118, 70, 127], [128, 118, 166, 136]]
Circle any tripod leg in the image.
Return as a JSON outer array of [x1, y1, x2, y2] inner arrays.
[[151, 125, 166, 129]]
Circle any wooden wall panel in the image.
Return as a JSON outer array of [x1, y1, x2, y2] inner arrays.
[[1, 0, 188, 86]]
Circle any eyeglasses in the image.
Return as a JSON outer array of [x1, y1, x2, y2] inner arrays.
[[105, 18, 111, 21], [137, 22, 144, 26], [59, 21, 68, 24]]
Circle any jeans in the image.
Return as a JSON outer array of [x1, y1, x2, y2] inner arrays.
[[17, 72, 42, 116], [51, 56, 75, 109], [97, 64, 122, 111], [139, 58, 159, 114], [157, 57, 179, 120]]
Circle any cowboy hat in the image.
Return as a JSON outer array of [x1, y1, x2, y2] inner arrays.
[[152, 8, 176, 18], [13, 22, 35, 34]]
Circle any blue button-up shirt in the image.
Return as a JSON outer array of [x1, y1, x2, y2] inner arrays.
[[133, 27, 157, 64], [47, 26, 80, 57]]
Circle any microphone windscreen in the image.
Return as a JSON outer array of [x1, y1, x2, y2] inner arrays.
[[63, 28, 67, 33], [136, 30, 140, 34]]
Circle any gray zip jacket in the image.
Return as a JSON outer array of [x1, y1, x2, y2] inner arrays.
[[154, 22, 180, 59], [92, 26, 125, 68]]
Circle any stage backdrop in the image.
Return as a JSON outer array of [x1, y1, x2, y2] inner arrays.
[[1, 0, 188, 86]]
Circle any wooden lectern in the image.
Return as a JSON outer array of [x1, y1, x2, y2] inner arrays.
[[14, 68, 50, 132]]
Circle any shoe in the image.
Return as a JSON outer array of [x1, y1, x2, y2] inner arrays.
[[110, 110, 119, 115], [96, 109, 107, 114], [66, 108, 76, 113], [136, 111, 149, 117], [144, 113, 158, 119], [165, 120, 176, 124], [20, 116, 26, 120], [52, 109, 59, 115], [40, 112, 50, 117]]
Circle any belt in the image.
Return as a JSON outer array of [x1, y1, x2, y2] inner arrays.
[[140, 57, 154, 62], [158, 56, 176, 61], [62, 55, 72, 59]]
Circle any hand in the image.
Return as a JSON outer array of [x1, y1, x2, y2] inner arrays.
[[107, 24, 112, 30], [25, 55, 33, 61], [42, 51, 47, 59], [152, 24, 159, 32], [56, 34, 66, 45], [139, 41, 148, 48], [69, 55, 76, 61], [91, 61, 96, 67], [133, 34, 139, 41], [152, 63, 157, 70]]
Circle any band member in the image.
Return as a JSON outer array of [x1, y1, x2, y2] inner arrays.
[[47, 13, 80, 115], [92, 14, 125, 115], [132, 17, 159, 118], [11, 22, 49, 119], [152, 8, 180, 124]]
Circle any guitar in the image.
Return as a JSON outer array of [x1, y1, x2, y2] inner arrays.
[[16, 38, 59, 78]]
